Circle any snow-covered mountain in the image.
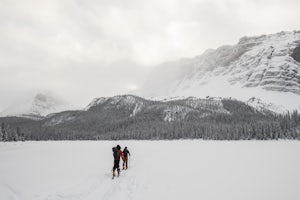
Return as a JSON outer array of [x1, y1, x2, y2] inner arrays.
[[44, 94, 269, 130], [135, 31, 300, 111], [84, 95, 230, 122], [246, 97, 286, 114], [0, 93, 74, 119]]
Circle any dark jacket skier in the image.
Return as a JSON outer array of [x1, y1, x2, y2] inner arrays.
[[122, 146, 131, 170], [112, 145, 123, 178]]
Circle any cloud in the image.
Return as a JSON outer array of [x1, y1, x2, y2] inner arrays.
[[0, 0, 299, 109]]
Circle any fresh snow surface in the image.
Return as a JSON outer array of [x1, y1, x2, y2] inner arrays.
[[0, 141, 300, 200]]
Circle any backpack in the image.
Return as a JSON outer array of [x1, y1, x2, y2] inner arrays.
[[123, 149, 129, 157], [112, 147, 119, 160], [123, 148, 129, 157]]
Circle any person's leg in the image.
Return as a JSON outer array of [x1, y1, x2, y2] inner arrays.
[[112, 160, 118, 177], [117, 159, 120, 176], [125, 157, 128, 169]]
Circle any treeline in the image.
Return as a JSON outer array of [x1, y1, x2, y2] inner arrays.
[[0, 122, 25, 142], [1, 110, 300, 141], [95, 110, 300, 140]]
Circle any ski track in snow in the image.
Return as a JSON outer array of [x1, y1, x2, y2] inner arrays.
[[36, 159, 137, 200], [0, 183, 21, 200]]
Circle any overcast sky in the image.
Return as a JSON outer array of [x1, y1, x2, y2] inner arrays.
[[0, 0, 300, 109]]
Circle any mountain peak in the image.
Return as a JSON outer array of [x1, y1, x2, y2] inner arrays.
[[85, 95, 145, 111], [0, 92, 74, 119]]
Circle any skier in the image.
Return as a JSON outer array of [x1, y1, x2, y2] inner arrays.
[[122, 146, 131, 170], [112, 145, 123, 178]]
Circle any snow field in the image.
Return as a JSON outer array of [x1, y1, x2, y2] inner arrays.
[[0, 140, 300, 200]]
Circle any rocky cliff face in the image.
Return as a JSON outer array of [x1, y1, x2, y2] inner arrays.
[[291, 44, 300, 63], [226, 31, 300, 93], [136, 31, 300, 110]]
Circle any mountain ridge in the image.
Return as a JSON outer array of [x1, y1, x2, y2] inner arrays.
[[1, 94, 299, 140]]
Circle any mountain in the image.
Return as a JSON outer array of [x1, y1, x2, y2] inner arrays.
[[1, 95, 299, 140], [45, 95, 231, 128], [0, 93, 74, 119], [135, 31, 300, 111]]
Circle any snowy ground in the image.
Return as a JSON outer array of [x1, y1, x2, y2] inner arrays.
[[0, 140, 300, 200]]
